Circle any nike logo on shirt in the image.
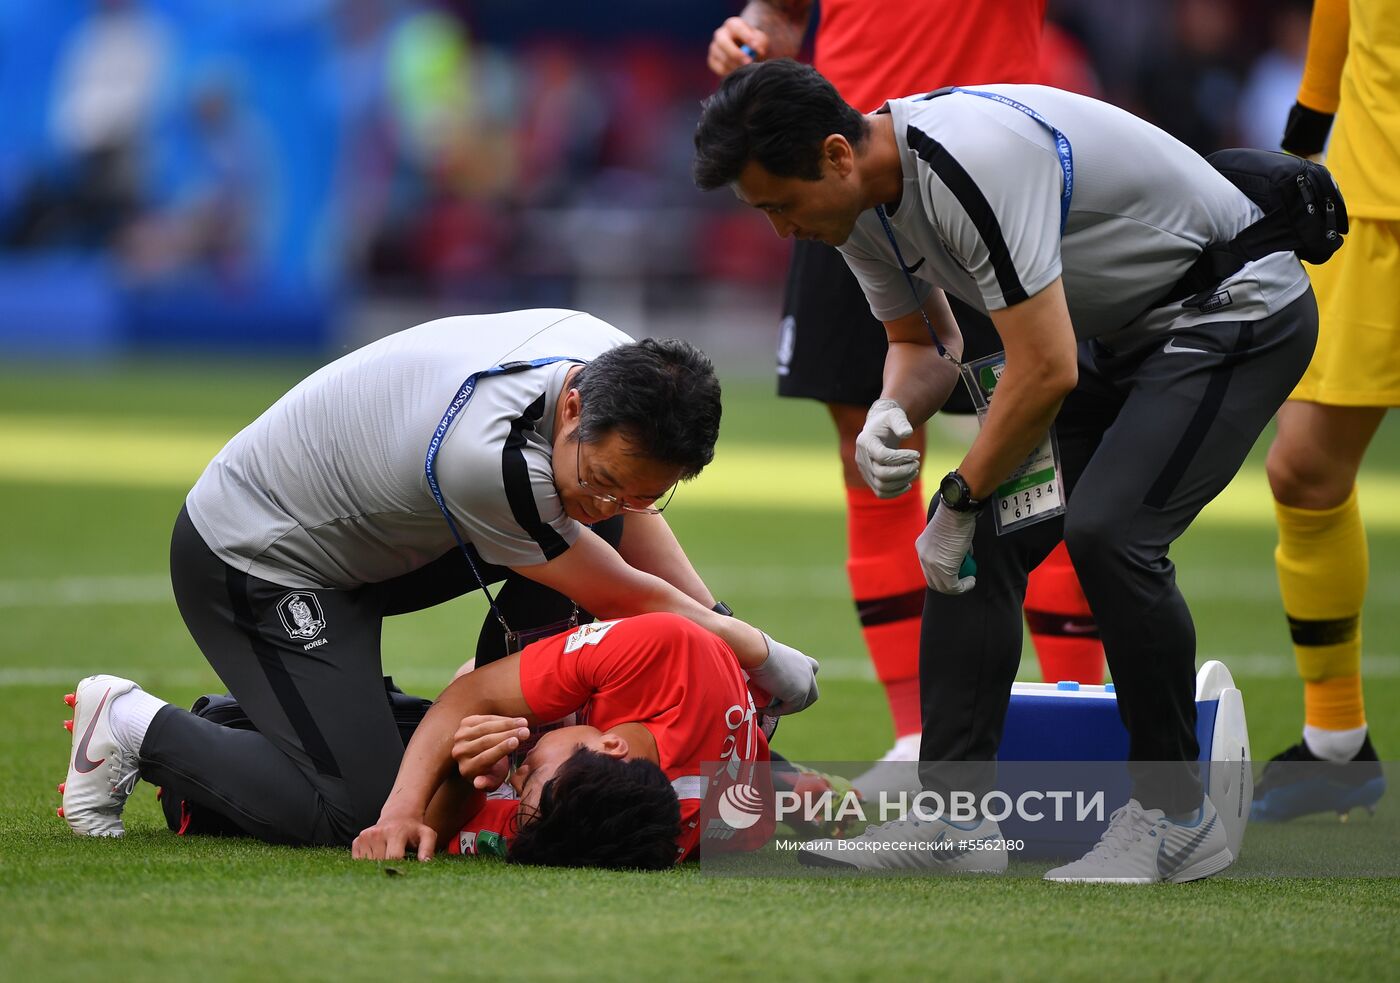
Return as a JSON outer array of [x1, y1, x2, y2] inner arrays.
[[1163, 337, 1208, 355]]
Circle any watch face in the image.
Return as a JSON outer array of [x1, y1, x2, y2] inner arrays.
[[940, 475, 965, 507]]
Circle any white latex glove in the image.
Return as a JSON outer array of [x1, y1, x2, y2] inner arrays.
[[748, 635, 820, 715], [916, 504, 979, 594], [854, 399, 921, 498]]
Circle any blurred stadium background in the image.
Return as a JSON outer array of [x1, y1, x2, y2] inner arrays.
[[2, 3, 1396, 979], [0, 0, 1322, 359]]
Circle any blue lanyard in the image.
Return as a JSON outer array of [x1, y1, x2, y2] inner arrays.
[[875, 203, 954, 361], [424, 356, 583, 629], [927, 86, 1074, 235], [876, 87, 1074, 359]]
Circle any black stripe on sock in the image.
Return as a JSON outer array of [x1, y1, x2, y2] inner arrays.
[[1143, 322, 1253, 509], [906, 125, 1027, 306], [502, 392, 569, 561], [855, 588, 925, 628], [1287, 613, 1359, 647], [224, 568, 341, 779], [1024, 608, 1100, 639]]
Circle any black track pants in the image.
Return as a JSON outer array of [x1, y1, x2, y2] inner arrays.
[[919, 292, 1317, 814], [140, 507, 618, 845]]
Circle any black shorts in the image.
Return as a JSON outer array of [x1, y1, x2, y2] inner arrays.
[[776, 239, 1001, 415]]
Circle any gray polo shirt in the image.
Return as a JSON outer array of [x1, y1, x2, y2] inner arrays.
[[840, 85, 1310, 350], [186, 309, 632, 589]]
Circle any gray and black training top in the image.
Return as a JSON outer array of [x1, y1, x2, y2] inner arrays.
[[186, 309, 631, 590], [840, 84, 1310, 351]]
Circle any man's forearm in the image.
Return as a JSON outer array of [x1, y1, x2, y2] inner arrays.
[[689, 606, 769, 668], [957, 364, 1070, 499], [524, 534, 769, 667], [881, 339, 963, 426], [741, 1, 812, 58], [610, 573, 769, 668], [962, 279, 1079, 499], [526, 544, 810, 709]]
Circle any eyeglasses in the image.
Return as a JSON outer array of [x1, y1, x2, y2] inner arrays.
[[574, 439, 677, 515]]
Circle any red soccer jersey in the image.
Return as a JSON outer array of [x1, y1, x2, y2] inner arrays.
[[814, 0, 1048, 112], [451, 613, 771, 862], [450, 797, 518, 857]]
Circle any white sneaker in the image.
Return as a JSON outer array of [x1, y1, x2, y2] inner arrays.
[[60, 675, 143, 837], [798, 814, 1008, 873], [851, 733, 922, 803], [1044, 797, 1234, 884]]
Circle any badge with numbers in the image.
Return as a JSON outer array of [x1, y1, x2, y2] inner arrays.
[[958, 352, 1066, 535]]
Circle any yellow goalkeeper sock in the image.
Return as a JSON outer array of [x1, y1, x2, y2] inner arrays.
[[1274, 489, 1368, 736]]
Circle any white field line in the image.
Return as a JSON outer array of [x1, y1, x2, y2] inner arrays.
[[4, 654, 1398, 690], [5, 414, 1400, 527], [4, 566, 1400, 609], [4, 574, 1397, 685], [702, 565, 1400, 604], [0, 574, 171, 607]]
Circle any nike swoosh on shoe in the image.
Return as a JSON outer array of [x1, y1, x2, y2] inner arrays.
[[74, 688, 112, 774], [1156, 814, 1217, 878]]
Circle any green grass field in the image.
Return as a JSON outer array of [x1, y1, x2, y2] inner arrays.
[[1, 359, 1396, 981]]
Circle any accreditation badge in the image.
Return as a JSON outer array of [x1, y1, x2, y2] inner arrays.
[[958, 352, 1066, 535], [504, 606, 581, 655]]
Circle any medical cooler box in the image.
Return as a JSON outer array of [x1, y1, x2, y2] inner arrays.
[[995, 661, 1252, 859]]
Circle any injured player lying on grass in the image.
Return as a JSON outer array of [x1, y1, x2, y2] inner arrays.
[[350, 611, 831, 868], [58, 611, 830, 869]]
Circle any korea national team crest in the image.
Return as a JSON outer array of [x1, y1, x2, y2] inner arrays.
[[277, 591, 327, 641]]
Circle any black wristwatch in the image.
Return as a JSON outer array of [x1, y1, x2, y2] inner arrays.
[[938, 470, 985, 513], [712, 600, 734, 617]]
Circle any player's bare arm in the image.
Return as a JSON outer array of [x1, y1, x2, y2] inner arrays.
[[354, 656, 531, 861], [956, 278, 1077, 499], [415, 713, 528, 848], [708, 1, 812, 76]]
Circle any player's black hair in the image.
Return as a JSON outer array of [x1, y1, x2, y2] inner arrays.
[[573, 337, 721, 480], [507, 748, 681, 871], [693, 59, 868, 191]]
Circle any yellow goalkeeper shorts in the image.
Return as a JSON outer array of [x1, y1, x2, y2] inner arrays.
[[1291, 216, 1400, 407]]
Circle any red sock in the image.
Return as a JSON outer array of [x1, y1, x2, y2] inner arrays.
[[846, 482, 926, 737], [1024, 541, 1105, 684], [881, 677, 922, 741]]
